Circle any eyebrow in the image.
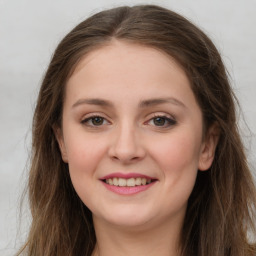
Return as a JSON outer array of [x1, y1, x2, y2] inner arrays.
[[72, 97, 186, 109], [72, 98, 113, 108], [139, 98, 186, 108]]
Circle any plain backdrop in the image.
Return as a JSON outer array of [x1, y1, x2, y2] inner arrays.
[[1, 0, 256, 255]]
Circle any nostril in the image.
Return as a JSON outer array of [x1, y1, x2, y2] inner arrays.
[[108, 132, 146, 162]]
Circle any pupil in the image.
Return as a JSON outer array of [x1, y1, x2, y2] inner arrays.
[[154, 117, 165, 126], [92, 117, 103, 125]]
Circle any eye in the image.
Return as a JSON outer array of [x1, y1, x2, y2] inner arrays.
[[148, 115, 176, 128], [81, 115, 108, 126]]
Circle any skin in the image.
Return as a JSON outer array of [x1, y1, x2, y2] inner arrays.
[[56, 40, 219, 256]]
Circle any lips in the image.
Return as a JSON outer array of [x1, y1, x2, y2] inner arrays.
[[101, 172, 156, 180], [100, 172, 158, 195]]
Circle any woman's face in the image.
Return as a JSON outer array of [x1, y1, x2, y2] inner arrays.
[[56, 40, 215, 229]]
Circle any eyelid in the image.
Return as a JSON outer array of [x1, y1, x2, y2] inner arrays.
[[81, 112, 109, 120], [151, 112, 175, 119], [147, 112, 176, 121], [80, 112, 177, 128], [146, 113, 177, 128], [81, 113, 111, 126]]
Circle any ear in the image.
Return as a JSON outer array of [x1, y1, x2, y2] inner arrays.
[[53, 126, 68, 163], [198, 123, 220, 171]]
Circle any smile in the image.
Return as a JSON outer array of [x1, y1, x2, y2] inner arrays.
[[100, 173, 158, 195], [105, 177, 153, 187]]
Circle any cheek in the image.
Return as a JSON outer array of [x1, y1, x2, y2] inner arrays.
[[149, 132, 202, 213], [65, 135, 110, 212], [65, 134, 107, 193], [66, 132, 106, 169], [152, 132, 201, 169], [148, 130, 202, 196]]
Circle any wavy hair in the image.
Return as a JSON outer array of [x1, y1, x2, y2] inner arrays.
[[17, 5, 256, 256]]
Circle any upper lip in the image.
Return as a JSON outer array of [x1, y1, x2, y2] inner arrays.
[[100, 172, 157, 180]]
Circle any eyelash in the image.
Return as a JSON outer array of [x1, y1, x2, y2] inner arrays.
[[147, 114, 177, 128], [81, 114, 177, 128], [81, 115, 109, 126]]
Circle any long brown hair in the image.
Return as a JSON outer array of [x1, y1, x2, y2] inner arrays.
[[17, 5, 256, 256]]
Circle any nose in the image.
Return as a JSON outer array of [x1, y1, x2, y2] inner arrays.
[[108, 123, 146, 164]]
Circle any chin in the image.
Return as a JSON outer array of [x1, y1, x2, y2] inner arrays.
[[93, 204, 158, 230]]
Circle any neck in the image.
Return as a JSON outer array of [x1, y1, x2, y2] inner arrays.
[[92, 214, 183, 256]]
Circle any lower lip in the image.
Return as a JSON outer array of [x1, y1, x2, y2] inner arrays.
[[102, 181, 156, 195]]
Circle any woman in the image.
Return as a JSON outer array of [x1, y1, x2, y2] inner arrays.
[[17, 4, 256, 256]]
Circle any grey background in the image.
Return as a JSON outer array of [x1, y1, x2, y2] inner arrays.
[[1, 0, 255, 255]]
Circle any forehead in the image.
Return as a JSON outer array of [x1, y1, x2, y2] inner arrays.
[[72, 40, 186, 79], [65, 40, 199, 111]]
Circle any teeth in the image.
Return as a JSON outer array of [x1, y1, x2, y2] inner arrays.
[[127, 178, 135, 187], [105, 177, 152, 187], [135, 178, 141, 186], [113, 177, 118, 186], [118, 178, 126, 187]]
